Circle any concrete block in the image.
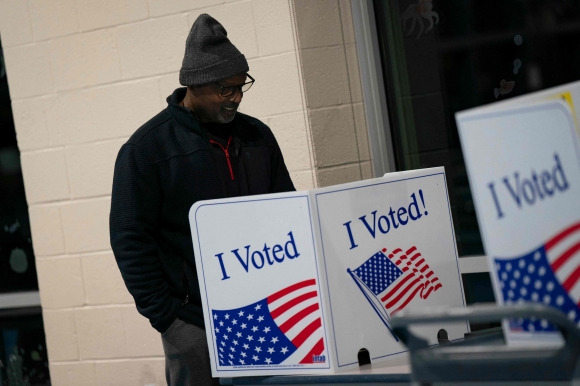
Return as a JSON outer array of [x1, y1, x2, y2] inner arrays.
[[75, 305, 161, 361], [122, 307, 164, 357], [28, 0, 78, 41], [60, 198, 111, 254], [253, 0, 295, 56], [3, 43, 54, 99], [20, 149, 70, 204], [0, 1, 33, 47], [76, 0, 148, 31], [95, 358, 165, 386], [339, 0, 356, 45], [28, 204, 66, 257], [147, 0, 224, 17], [37, 256, 85, 309], [50, 29, 121, 91], [267, 111, 312, 172], [76, 306, 126, 359], [293, 0, 342, 49], [353, 102, 370, 161], [81, 251, 133, 305], [11, 96, 52, 151], [361, 160, 374, 180], [241, 53, 303, 118], [43, 309, 79, 361], [317, 163, 364, 187], [90, 80, 165, 140], [45, 90, 92, 146], [310, 105, 359, 167], [345, 43, 363, 103], [289, 169, 316, 191], [46, 79, 161, 146], [157, 73, 180, 109], [49, 362, 97, 386], [189, 2, 258, 59], [66, 139, 125, 198], [117, 15, 188, 80], [301, 46, 350, 109]]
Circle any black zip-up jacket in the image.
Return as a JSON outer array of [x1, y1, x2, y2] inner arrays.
[[109, 88, 295, 333]]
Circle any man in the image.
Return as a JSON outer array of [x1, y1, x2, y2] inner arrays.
[[109, 14, 295, 386]]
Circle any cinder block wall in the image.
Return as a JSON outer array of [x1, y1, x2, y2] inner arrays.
[[0, 0, 371, 384], [293, 0, 372, 186]]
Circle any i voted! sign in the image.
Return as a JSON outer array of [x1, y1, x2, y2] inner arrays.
[[457, 99, 580, 345]]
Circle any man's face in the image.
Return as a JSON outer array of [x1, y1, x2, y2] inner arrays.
[[189, 73, 247, 124]]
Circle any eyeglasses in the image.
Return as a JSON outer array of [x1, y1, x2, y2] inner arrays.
[[215, 74, 255, 98]]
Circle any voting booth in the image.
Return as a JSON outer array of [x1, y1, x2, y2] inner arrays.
[[189, 167, 468, 378], [456, 84, 580, 346]]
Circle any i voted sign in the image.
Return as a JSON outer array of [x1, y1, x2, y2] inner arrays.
[[457, 99, 580, 345], [190, 193, 330, 376]]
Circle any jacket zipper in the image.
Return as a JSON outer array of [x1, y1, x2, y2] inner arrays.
[[209, 136, 235, 180]]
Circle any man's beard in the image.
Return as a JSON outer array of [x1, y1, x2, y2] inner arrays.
[[216, 104, 238, 123]]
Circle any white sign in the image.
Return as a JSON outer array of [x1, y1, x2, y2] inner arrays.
[[457, 98, 580, 345], [478, 80, 580, 138], [189, 167, 468, 377]]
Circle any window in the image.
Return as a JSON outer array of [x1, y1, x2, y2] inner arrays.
[[372, 0, 580, 257], [0, 37, 50, 385]]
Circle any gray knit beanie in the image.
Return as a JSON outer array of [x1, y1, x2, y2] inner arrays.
[[179, 14, 249, 87]]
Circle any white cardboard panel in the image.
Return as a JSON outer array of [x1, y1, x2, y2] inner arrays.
[[457, 98, 580, 345], [313, 168, 467, 367]]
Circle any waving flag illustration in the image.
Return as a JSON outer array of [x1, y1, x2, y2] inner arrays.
[[347, 246, 442, 340], [211, 279, 326, 367], [495, 221, 580, 332]]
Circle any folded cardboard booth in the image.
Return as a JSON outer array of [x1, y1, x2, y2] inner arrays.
[[189, 167, 468, 377]]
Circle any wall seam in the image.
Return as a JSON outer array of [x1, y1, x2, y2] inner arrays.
[[288, 0, 317, 189], [337, 1, 363, 180]]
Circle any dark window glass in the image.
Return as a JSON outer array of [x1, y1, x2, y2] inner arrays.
[[0, 35, 50, 384], [0, 309, 51, 385], [373, 0, 580, 256], [0, 38, 38, 293]]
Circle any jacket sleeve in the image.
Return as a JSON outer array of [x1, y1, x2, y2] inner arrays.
[[109, 143, 181, 333], [267, 131, 296, 193]]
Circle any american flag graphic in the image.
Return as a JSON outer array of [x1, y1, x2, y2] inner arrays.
[[211, 279, 326, 367], [495, 221, 580, 332], [348, 246, 442, 339]]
